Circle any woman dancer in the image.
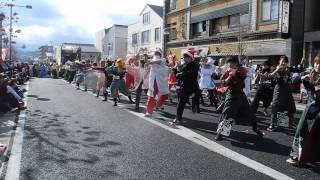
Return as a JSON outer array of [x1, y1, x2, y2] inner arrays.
[[107, 58, 134, 106], [198, 58, 218, 108], [287, 55, 320, 165], [267, 56, 296, 131]]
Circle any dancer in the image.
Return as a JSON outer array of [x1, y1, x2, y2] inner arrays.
[[107, 58, 134, 106], [125, 56, 136, 89], [167, 54, 177, 103], [251, 60, 274, 115], [215, 56, 263, 141], [198, 58, 218, 108], [127, 54, 151, 112], [75, 61, 87, 90], [172, 48, 200, 124], [145, 48, 169, 117], [287, 55, 320, 165], [267, 56, 296, 131], [242, 57, 254, 99]]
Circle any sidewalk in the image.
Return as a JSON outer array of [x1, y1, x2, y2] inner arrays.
[[0, 111, 19, 177]]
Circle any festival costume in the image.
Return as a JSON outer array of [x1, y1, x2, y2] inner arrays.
[[125, 57, 136, 88], [268, 69, 296, 130], [107, 60, 133, 106], [216, 65, 263, 140], [146, 49, 169, 115], [251, 68, 274, 113], [75, 64, 87, 88], [127, 59, 150, 111], [288, 69, 320, 165], [243, 66, 254, 97], [199, 64, 218, 108], [167, 54, 177, 89], [172, 49, 200, 123]]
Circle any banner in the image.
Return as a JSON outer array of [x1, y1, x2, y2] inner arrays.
[[1, 48, 8, 61]]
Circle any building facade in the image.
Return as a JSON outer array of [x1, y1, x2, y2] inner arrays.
[[95, 25, 128, 60], [164, 0, 304, 65], [54, 43, 100, 65], [127, 4, 164, 55], [303, 0, 320, 67], [38, 45, 53, 61]]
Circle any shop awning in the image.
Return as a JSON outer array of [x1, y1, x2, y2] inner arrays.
[[208, 51, 240, 57], [191, 3, 249, 23]]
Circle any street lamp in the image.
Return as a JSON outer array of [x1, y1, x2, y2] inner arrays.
[[5, 2, 32, 66]]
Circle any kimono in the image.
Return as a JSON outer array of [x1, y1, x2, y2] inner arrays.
[[269, 69, 296, 128], [216, 66, 261, 138], [289, 101, 320, 164], [107, 66, 131, 98], [251, 68, 274, 113]]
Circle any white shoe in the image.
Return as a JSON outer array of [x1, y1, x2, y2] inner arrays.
[[144, 113, 152, 117]]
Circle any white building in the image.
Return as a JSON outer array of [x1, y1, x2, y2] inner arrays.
[[127, 4, 163, 55], [54, 43, 100, 65], [95, 25, 128, 60]]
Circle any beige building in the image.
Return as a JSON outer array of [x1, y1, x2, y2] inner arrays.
[[164, 0, 304, 64]]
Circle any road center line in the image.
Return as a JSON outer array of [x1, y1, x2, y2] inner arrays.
[[4, 82, 29, 180]]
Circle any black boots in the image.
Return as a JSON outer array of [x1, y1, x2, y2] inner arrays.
[[113, 98, 117, 106], [128, 96, 134, 104]]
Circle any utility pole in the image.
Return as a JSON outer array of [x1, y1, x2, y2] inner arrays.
[[0, 13, 5, 61]]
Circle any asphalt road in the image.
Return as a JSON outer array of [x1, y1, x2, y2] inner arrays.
[[8, 78, 319, 179]]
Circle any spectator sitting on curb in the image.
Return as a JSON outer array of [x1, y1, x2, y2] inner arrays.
[[0, 73, 26, 112]]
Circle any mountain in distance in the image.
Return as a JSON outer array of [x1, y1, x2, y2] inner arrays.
[[18, 50, 39, 62]]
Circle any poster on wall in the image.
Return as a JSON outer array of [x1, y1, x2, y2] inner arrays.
[[278, 0, 290, 34]]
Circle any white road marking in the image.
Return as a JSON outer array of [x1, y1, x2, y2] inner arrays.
[[128, 111, 295, 180], [72, 80, 295, 180], [5, 82, 29, 180]]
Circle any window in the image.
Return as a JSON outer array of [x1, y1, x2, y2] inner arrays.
[[192, 21, 207, 36], [132, 33, 138, 45], [154, 28, 160, 42], [262, 0, 279, 21], [170, 0, 177, 10], [240, 13, 249, 26], [228, 14, 240, 28], [191, 0, 205, 5], [141, 30, 150, 44], [210, 18, 221, 35], [170, 28, 177, 40], [143, 12, 150, 25]]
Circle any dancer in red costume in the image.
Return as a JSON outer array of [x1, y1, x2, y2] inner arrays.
[[145, 48, 169, 117]]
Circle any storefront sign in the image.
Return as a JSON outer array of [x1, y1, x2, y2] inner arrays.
[[278, 1, 290, 34]]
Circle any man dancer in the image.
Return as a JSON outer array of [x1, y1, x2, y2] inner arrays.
[[251, 60, 274, 115], [215, 56, 263, 141], [172, 48, 200, 124]]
